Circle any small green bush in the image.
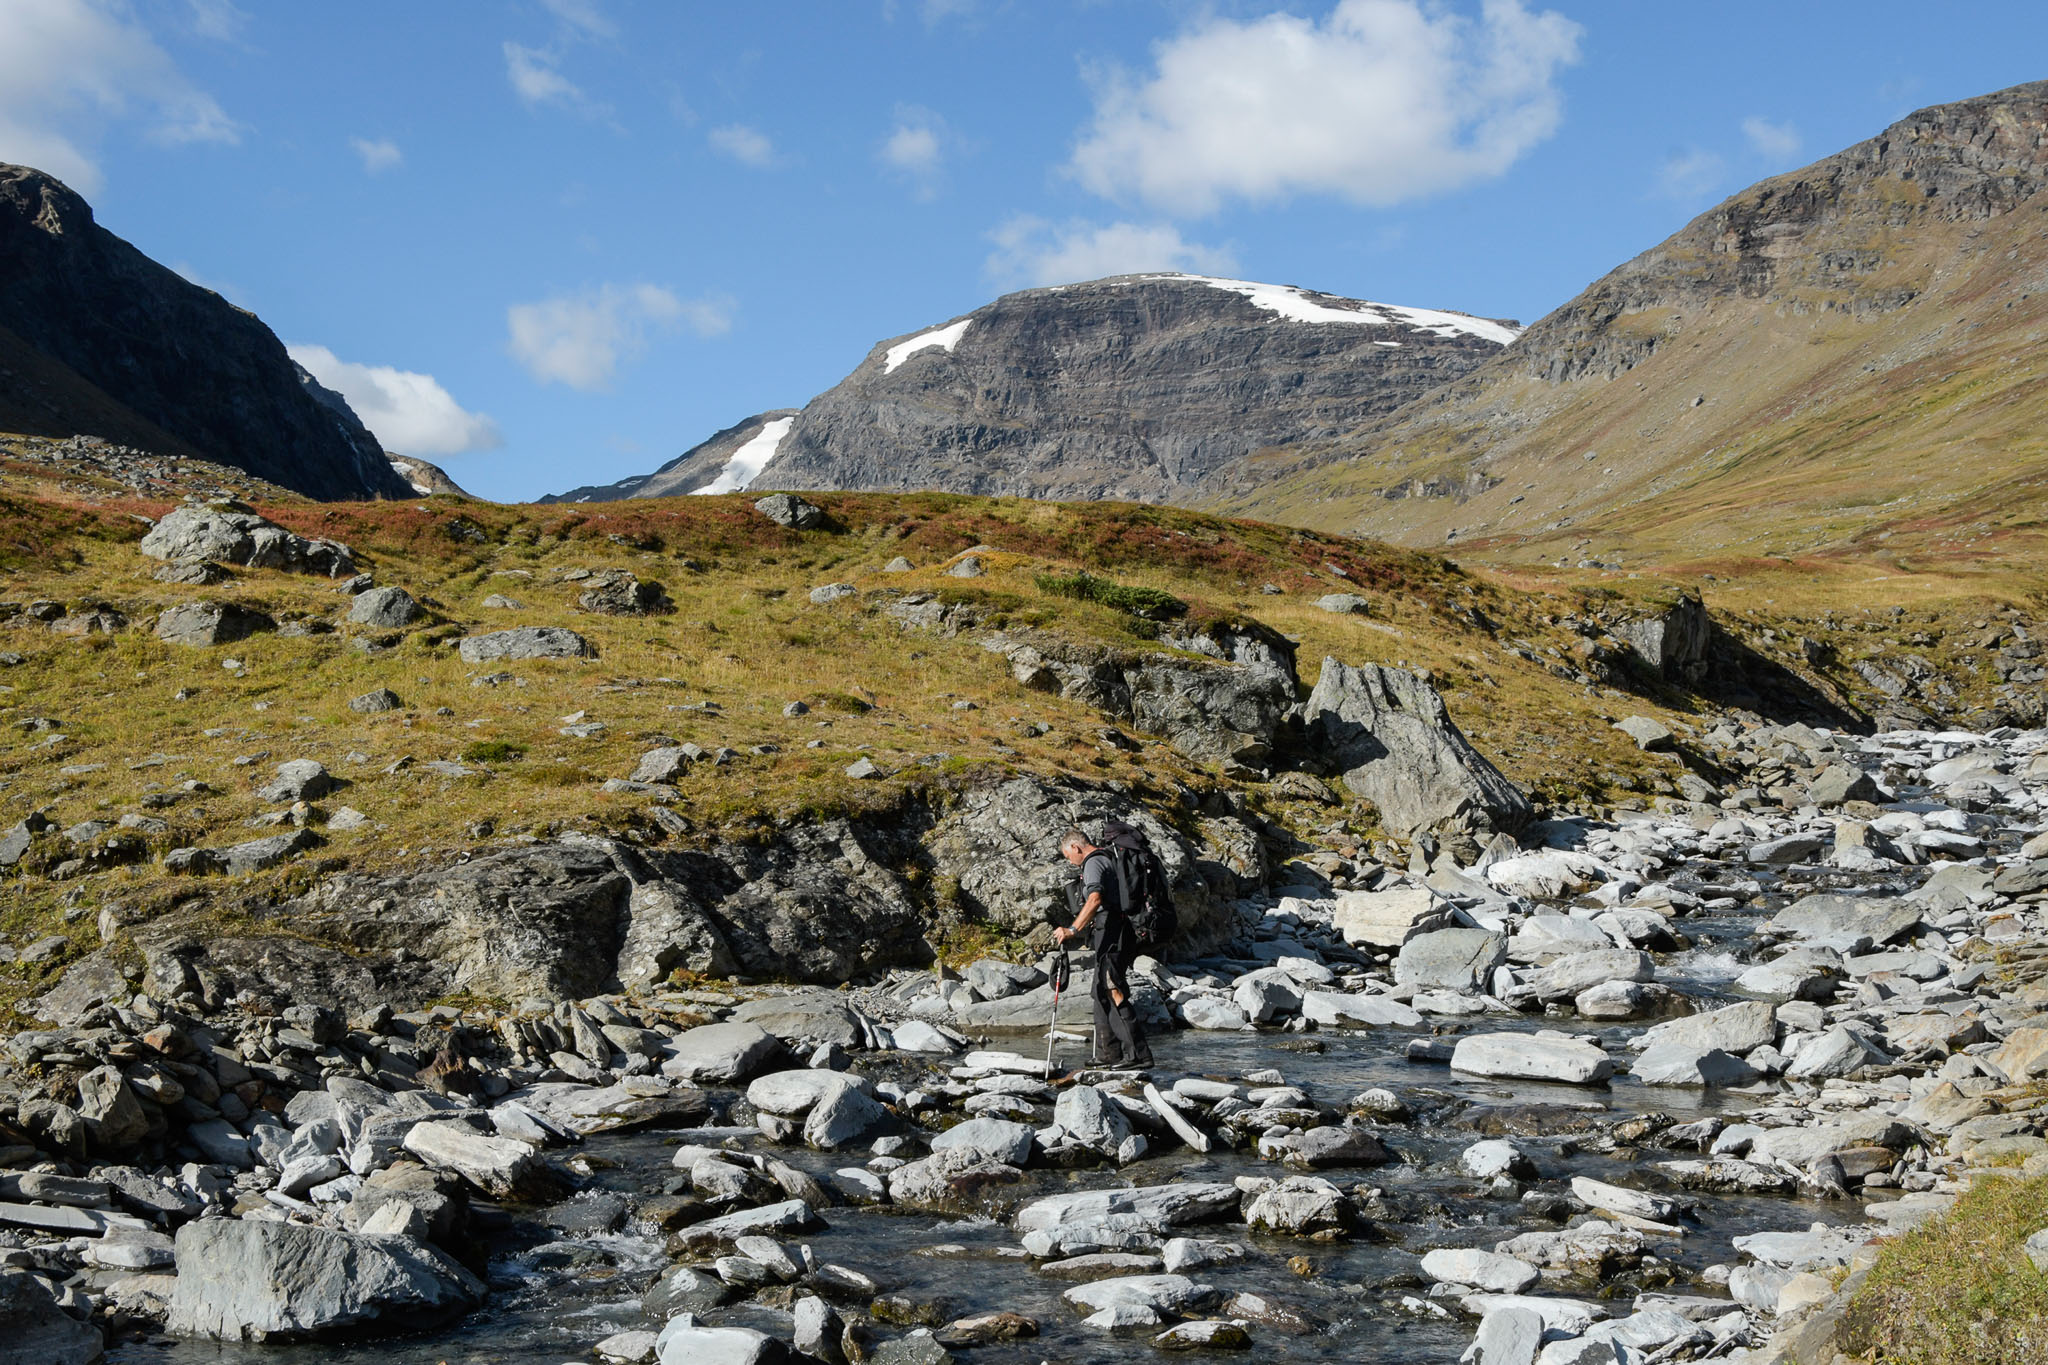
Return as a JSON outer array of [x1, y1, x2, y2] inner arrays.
[[1033, 570, 1186, 621], [461, 740, 529, 763]]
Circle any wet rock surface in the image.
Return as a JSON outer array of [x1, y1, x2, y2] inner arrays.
[[4, 723, 2047, 1365]]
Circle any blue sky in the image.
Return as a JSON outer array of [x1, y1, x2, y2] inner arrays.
[[3, 1, 2045, 501]]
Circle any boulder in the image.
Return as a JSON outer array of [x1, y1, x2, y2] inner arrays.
[[401, 1121, 555, 1200], [155, 601, 274, 647], [1514, 949, 1654, 1002], [1767, 894, 1921, 946], [1611, 594, 1711, 680], [1634, 999, 1776, 1057], [755, 493, 824, 529], [257, 759, 335, 803], [347, 586, 422, 628], [1614, 716, 1674, 751], [1244, 1176, 1349, 1235], [731, 995, 866, 1048], [349, 687, 403, 714], [654, 1319, 795, 1365], [663, 1023, 781, 1084], [1809, 765, 1882, 807], [1451, 1032, 1613, 1085], [1302, 658, 1531, 838], [140, 503, 355, 576], [456, 627, 596, 663], [578, 571, 672, 616], [166, 1219, 482, 1341], [1421, 1247, 1539, 1294], [1054, 1085, 1133, 1152], [1395, 929, 1507, 992], [1315, 593, 1370, 615], [804, 1085, 886, 1150], [1331, 886, 1443, 948], [1632, 1044, 1761, 1088], [1299, 990, 1422, 1028], [931, 1118, 1036, 1166], [0, 1267, 102, 1364]]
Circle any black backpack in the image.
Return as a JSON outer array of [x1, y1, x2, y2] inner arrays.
[[1098, 819, 1178, 953]]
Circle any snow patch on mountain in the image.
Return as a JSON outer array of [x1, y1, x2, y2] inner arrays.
[[1140, 274, 1519, 345], [883, 318, 972, 373], [696, 415, 796, 495]]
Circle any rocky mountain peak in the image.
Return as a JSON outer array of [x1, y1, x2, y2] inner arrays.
[[557, 273, 1516, 507], [0, 163, 413, 501]]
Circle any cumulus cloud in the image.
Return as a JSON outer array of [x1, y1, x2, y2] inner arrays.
[[1068, 0, 1580, 217], [349, 136, 401, 174], [708, 123, 776, 167], [0, 0, 240, 193], [504, 41, 582, 108], [289, 344, 502, 457], [506, 283, 731, 390], [985, 216, 1237, 289], [1742, 116, 1802, 162], [881, 106, 950, 198]]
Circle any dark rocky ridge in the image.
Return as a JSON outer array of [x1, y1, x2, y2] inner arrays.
[[543, 409, 799, 503], [0, 164, 413, 501], [563, 276, 1512, 506]]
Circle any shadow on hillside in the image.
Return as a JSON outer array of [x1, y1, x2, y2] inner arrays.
[[1686, 632, 1872, 733]]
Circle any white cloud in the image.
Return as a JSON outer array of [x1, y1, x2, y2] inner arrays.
[[539, 0, 614, 39], [185, 0, 246, 43], [881, 106, 948, 198], [985, 216, 1237, 289], [0, 0, 240, 193], [1742, 116, 1802, 162], [506, 283, 731, 390], [504, 41, 582, 108], [708, 123, 775, 167], [1655, 149, 1726, 203], [349, 136, 401, 174], [1068, 0, 1580, 217], [289, 344, 502, 457]]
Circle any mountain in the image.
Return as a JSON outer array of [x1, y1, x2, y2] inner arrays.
[[556, 275, 1514, 505], [540, 409, 799, 503], [1211, 80, 2048, 566], [387, 454, 474, 498], [0, 164, 413, 501]]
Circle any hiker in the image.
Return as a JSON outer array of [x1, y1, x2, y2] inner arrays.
[[1054, 828, 1154, 1070]]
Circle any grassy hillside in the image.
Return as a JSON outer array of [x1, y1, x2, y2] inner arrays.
[[0, 473, 2037, 1016], [1210, 82, 2048, 576]]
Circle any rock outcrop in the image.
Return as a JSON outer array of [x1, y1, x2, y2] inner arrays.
[[1303, 658, 1531, 839], [0, 164, 412, 500], [166, 1220, 483, 1341]]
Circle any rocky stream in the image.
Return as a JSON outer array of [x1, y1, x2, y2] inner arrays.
[[8, 721, 2048, 1365]]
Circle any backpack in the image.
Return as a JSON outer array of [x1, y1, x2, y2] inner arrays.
[[1097, 819, 1178, 953]]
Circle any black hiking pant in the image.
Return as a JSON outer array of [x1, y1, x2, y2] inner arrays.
[[1090, 922, 1149, 1063]]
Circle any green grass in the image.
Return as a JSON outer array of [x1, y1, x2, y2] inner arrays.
[[1835, 1174, 2048, 1365], [1033, 569, 1187, 621]]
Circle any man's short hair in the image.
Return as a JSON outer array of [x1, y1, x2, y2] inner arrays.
[[1058, 828, 1088, 853]]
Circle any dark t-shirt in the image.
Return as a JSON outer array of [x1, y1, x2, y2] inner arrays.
[[1081, 851, 1125, 948]]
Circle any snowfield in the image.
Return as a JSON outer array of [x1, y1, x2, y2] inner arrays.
[[695, 415, 796, 495], [883, 318, 972, 373]]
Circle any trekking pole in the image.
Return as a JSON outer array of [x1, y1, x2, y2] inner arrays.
[[1044, 947, 1071, 1079]]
